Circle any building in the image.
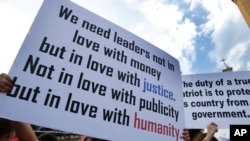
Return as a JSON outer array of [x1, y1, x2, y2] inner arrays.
[[221, 58, 233, 72], [232, 0, 250, 28]]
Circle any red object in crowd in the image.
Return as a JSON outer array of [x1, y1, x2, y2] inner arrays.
[[12, 137, 20, 141]]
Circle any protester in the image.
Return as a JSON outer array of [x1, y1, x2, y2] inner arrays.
[[0, 73, 38, 141], [192, 122, 218, 141], [182, 122, 218, 141], [186, 129, 203, 140], [38, 133, 57, 141], [0, 117, 38, 141], [0, 118, 15, 141]]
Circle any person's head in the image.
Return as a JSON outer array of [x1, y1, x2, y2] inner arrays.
[[91, 137, 108, 141], [0, 118, 15, 141], [80, 136, 108, 141], [193, 132, 218, 141], [39, 133, 57, 141], [188, 129, 203, 139]]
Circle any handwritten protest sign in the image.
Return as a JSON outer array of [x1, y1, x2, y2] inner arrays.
[[183, 71, 250, 128], [0, 0, 184, 140]]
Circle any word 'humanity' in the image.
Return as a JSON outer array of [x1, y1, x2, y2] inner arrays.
[[134, 112, 180, 141]]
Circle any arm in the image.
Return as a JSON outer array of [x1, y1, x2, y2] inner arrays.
[[0, 73, 38, 141], [202, 122, 218, 141]]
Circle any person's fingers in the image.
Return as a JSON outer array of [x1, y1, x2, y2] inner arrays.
[[211, 122, 218, 132], [1, 73, 12, 82], [208, 122, 217, 128], [207, 122, 218, 134], [0, 73, 13, 93], [182, 128, 190, 141], [210, 122, 217, 127], [182, 135, 190, 141]]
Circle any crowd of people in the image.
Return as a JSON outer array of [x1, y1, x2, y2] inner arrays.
[[0, 73, 218, 141]]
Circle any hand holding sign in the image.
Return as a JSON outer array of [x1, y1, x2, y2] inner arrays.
[[0, 73, 13, 93]]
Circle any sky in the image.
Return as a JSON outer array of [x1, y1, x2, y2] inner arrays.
[[0, 0, 249, 139]]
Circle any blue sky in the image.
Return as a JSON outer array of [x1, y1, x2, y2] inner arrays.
[[0, 0, 249, 75]]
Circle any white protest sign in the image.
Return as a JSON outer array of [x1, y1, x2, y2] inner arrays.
[[0, 0, 184, 140], [182, 71, 250, 128]]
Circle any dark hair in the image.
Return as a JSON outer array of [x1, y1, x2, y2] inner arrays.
[[39, 133, 57, 141], [89, 137, 109, 141], [188, 129, 203, 139], [0, 118, 14, 137], [193, 132, 218, 141]]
